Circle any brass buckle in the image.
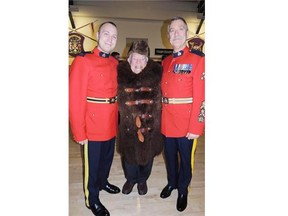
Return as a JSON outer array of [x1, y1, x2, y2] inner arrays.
[[162, 97, 169, 104]]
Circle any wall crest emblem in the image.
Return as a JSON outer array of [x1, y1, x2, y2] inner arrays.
[[69, 33, 84, 57], [188, 37, 205, 52]]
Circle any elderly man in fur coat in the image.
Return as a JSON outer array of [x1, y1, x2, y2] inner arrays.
[[117, 40, 163, 195]]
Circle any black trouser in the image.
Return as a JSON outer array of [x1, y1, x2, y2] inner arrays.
[[163, 136, 194, 195], [123, 159, 153, 184], [84, 137, 115, 207]]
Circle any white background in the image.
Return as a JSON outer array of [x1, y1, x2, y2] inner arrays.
[[1, 0, 288, 215]]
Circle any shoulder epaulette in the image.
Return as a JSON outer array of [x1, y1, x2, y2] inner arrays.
[[77, 51, 93, 57], [189, 49, 205, 57]]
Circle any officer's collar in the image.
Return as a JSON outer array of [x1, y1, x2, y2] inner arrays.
[[172, 50, 184, 58], [99, 51, 110, 58]]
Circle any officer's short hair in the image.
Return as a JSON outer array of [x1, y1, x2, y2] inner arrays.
[[98, 21, 117, 32]]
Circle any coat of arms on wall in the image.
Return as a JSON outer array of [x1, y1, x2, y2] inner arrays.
[[69, 33, 84, 57], [188, 37, 205, 52]]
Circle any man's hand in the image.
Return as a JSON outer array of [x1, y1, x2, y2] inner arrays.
[[77, 139, 88, 145], [186, 133, 199, 140]]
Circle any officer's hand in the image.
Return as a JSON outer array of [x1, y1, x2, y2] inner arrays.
[[186, 133, 199, 140], [77, 139, 88, 145]]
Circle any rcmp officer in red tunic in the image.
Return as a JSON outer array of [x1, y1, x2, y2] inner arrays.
[[160, 17, 205, 212], [69, 21, 120, 216]]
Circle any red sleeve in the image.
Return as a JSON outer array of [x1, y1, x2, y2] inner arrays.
[[69, 57, 89, 141], [188, 56, 205, 135]]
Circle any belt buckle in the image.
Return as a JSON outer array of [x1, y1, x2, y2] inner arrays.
[[109, 97, 116, 104], [162, 97, 169, 104]]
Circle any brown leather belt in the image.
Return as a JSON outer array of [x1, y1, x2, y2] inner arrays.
[[162, 97, 193, 104], [138, 127, 151, 133], [125, 99, 153, 106], [137, 114, 152, 119], [87, 96, 117, 104], [124, 87, 152, 93]]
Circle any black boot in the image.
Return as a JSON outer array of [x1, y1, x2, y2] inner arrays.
[[176, 193, 187, 212], [90, 202, 110, 216]]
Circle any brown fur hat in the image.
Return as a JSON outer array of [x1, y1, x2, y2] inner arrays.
[[128, 40, 150, 57]]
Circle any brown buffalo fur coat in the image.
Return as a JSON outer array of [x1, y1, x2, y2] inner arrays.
[[117, 60, 163, 166]]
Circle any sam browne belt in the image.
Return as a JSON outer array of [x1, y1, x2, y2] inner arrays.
[[162, 97, 193, 104], [87, 96, 117, 104]]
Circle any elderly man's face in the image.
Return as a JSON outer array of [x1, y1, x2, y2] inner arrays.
[[128, 52, 148, 74], [168, 19, 188, 52]]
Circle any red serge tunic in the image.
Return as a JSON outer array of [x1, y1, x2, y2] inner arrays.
[[69, 48, 118, 142], [161, 47, 205, 137]]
